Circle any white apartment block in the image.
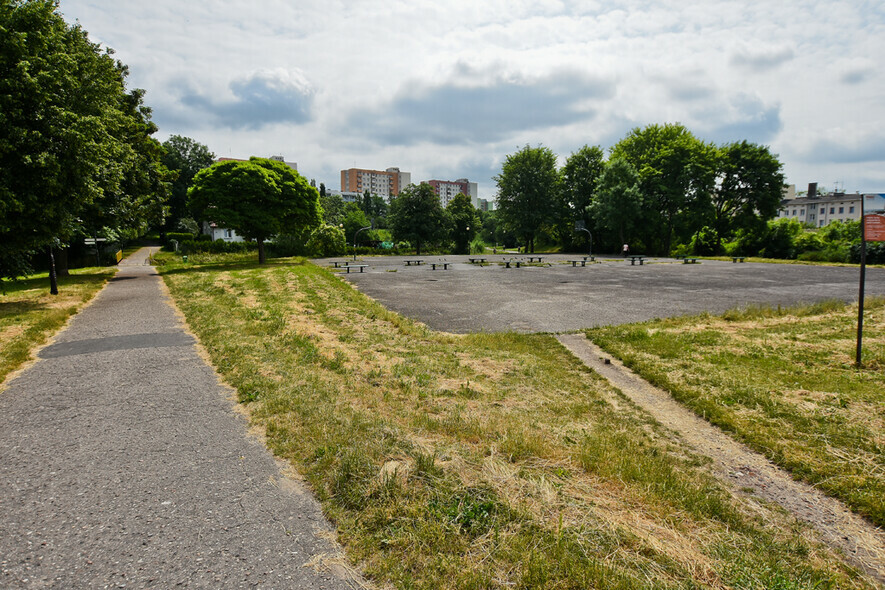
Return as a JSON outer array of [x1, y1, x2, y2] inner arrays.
[[426, 178, 478, 208], [777, 192, 862, 227]]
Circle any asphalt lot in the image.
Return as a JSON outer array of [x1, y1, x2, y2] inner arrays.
[[328, 254, 885, 333]]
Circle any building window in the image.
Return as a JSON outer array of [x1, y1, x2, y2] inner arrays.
[[830, 207, 835, 214], [800, 209, 805, 215], [820, 208, 825, 214], [820, 220, 825, 227], [792, 210, 797, 216], [839, 207, 844, 214], [849, 206, 855, 214]]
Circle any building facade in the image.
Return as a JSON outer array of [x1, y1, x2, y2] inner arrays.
[[340, 167, 411, 200], [777, 191, 863, 227], [425, 178, 478, 208]]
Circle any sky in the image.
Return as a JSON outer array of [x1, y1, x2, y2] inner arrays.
[[57, 0, 885, 202]]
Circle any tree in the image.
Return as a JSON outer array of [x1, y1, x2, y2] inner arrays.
[[320, 191, 346, 226], [591, 158, 643, 248], [188, 157, 322, 264], [341, 202, 370, 248], [559, 145, 605, 246], [611, 124, 716, 254], [306, 224, 346, 257], [714, 141, 785, 239], [161, 135, 215, 229], [494, 145, 559, 253], [1, 0, 168, 287], [446, 193, 478, 254], [388, 183, 450, 255]]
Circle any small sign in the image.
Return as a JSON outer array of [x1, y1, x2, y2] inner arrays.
[[865, 214, 885, 242], [115, 250, 123, 263]]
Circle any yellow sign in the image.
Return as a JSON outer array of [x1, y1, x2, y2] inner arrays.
[[115, 250, 123, 263]]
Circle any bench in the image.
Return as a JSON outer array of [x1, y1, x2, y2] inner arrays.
[[503, 260, 522, 268], [627, 255, 646, 265], [731, 256, 746, 263], [342, 264, 368, 273], [568, 260, 588, 267], [525, 256, 544, 263], [468, 258, 487, 264], [583, 255, 595, 262], [430, 262, 450, 270], [682, 258, 699, 264], [331, 260, 351, 268], [404, 259, 424, 266]]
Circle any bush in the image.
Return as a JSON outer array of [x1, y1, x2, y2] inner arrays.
[[690, 226, 720, 255], [306, 224, 346, 257], [268, 231, 310, 258], [850, 241, 885, 264], [179, 239, 256, 254], [164, 232, 195, 251]]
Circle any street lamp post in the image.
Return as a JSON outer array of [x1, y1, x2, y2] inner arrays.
[[353, 225, 372, 261]]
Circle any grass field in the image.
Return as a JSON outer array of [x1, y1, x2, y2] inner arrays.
[[588, 299, 885, 529], [0, 267, 116, 388], [156, 252, 870, 589]]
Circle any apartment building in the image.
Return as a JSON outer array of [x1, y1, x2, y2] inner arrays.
[[340, 167, 411, 199], [778, 183, 863, 227], [425, 178, 478, 208]]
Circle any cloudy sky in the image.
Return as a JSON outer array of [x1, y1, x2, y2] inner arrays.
[[58, 0, 885, 201]]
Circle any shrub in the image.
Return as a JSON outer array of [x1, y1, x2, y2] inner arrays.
[[690, 226, 720, 255], [306, 224, 346, 257]]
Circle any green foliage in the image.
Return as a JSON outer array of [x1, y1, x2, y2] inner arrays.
[[689, 226, 721, 255], [341, 202, 370, 246], [494, 145, 560, 253], [179, 238, 256, 255], [714, 140, 785, 239], [559, 145, 605, 247], [319, 191, 346, 226], [591, 158, 643, 249], [446, 193, 478, 254], [306, 224, 346, 257], [0, 0, 170, 281], [760, 218, 804, 258], [388, 183, 450, 256], [187, 157, 321, 263], [161, 135, 215, 228]]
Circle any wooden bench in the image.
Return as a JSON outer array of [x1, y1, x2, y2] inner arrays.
[[404, 259, 424, 266], [682, 258, 699, 264], [430, 262, 450, 270], [627, 255, 646, 265], [731, 256, 746, 263], [568, 260, 588, 267], [342, 264, 368, 273]]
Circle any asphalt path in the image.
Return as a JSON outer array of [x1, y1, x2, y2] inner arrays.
[[0, 249, 358, 589], [331, 254, 885, 333]]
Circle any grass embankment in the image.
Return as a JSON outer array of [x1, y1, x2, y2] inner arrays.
[[0, 268, 116, 387], [158, 253, 869, 589], [588, 300, 885, 528]]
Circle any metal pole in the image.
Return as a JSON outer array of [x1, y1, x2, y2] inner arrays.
[[856, 211, 866, 367]]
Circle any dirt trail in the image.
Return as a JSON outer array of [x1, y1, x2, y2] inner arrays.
[[557, 333, 885, 586]]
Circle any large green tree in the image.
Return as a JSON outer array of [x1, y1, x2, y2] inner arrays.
[[161, 135, 214, 230], [446, 193, 479, 254], [611, 124, 716, 254], [188, 157, 321, 264], [591, 158, 643, 248], [558, 145, 605, 246], [388, 183, 450, 255], [494, 145, 559, 253], [713, 140, 785, 239], [1, 0, 169, 287]]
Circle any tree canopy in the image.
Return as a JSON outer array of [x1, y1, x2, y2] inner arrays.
[[0, 0, 170, 284], [188, 157, 322, 263], [388, 183, 450, 255], [591, 158, 643, 247], [446, 193, 478, 254], [494, 145, 559, 253], [161, 135, 215, 230], [714, 140, 785, 239]]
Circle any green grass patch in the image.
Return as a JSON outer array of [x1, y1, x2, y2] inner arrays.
[[588, 298, 885, 527], [0, 267, 116, 387], [157, 251, 870, 589]]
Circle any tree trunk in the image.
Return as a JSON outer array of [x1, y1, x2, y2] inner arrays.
[[416, 239, 422, 256], [257, 239, 266, 264], [48, 247, 59, 295]]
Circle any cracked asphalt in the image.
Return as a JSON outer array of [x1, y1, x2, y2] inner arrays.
[[0, 249, 358, 589]]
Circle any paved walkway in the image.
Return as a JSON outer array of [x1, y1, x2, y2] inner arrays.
[[0, 249, 359, 589]]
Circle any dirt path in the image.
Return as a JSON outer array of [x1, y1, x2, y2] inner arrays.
[[557, 333, 885, 586]]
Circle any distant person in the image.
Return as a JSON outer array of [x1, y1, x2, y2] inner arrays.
[[622, 244, 629, 257]]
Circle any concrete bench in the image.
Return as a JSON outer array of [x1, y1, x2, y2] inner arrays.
[[330, 260, 348, 268], [503, 260, 522, 268], [468, 257, 487, 264], [430, 262, 450, 270], [682, 258, 699, 264], [732, 256, 746, 263], [404, 260, 424, 266], [342, 264, 368, 273], [627, 255, 646, 265], [525, 256, 544, 263], [568, 260, 588, 267]]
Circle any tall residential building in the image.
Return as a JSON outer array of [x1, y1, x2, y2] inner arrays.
[[777, 183, 863, 227], [426, 178, 478, 208], [340, 167, 411, 200]]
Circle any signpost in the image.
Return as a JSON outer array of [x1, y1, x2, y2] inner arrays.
[[856, 212, 885, 366]]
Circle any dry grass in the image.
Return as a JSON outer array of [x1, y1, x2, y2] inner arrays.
[[158, 253, 872, 589]]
